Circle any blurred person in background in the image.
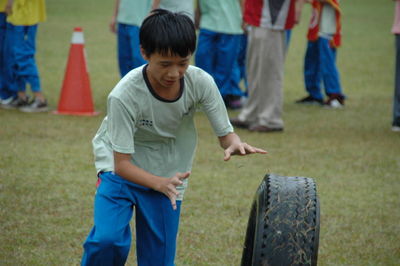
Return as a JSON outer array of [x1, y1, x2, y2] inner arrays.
[[110, 0, 152, 77], [230, 0, 303, 132], [195, 0, 245, 109], [295, 0, 345, 108], [2, 0, 48, 112]]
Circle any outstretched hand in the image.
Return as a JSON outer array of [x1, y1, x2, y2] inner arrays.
[[157, 172, 190, 210], [223, 142, 267, 161]]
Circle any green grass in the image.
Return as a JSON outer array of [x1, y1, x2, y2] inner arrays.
[[1, 0, 399, 265]]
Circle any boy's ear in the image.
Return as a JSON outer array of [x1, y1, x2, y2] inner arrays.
[[140, 47, 149, 61]]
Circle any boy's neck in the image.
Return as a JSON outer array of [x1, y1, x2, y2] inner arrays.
[[152, 81, 181, 101]]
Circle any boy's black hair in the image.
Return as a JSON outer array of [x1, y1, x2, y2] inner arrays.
[[140, 9, 196, 58]]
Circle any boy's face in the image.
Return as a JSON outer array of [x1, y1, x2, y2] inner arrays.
[[142, 50, 191, 91]]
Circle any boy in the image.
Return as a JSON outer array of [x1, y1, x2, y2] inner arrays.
[[295, 0, 345, 108], [81, 9, 266, 265]]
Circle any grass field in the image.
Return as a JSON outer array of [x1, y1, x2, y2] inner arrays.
[[1, 0, 399, 265]]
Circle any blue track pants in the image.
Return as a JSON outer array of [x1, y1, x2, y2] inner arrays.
[[304, 37, 344, 100], [195, 29, 244, 98], [82, 172, 181, 266], [6, 23, 41, 93], [117, 23, 146, 77], [0, 13, 15, 100]]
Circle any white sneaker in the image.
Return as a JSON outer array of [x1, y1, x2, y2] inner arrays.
[[0, 96, 15, 105], [19, 98, 48, 113], [392, 126, 400, 132], [324, 99, 343, 109]]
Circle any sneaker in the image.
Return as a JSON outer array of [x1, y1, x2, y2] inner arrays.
[[230, 117, 249, 129], [324, 94, 345, 109], [0, 96, 16, 105], [1, 96, 30, 109], [227, 99, 242, 109], [19, 98, 48, 113], [248, 125, 284, 133], [226, 95, 243, 109], [392, 125, 400, 132], [295, 95, 324, 105]]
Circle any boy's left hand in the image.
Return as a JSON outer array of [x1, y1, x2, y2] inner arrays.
[[223, 142, 267, 161]]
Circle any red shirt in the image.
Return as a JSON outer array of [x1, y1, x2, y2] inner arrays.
[[244, 0, 297, 30]]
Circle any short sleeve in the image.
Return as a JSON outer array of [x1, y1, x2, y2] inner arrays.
[[107, 96, 137, 154], [198, 73, 234, 136]]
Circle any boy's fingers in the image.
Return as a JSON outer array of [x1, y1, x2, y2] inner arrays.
[[177, 172, 190, 180], [255, 147, 268, 154], [239, 145, 246, 155], [170, 196, 177, 210], [223, 149, 232, 161]]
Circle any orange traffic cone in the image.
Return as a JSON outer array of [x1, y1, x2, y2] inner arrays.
[[53, 27, 99, 116]]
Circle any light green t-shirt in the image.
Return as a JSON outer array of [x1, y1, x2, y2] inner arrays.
[[160, 0, 194, 20], [199, 0, 243, 34], [92, 65, 233, 200], [117, 0, 152, 26]]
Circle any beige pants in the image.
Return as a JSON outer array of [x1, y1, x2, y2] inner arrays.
[[238, 26, 285, 128]]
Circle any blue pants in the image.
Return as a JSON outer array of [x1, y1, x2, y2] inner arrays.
[[117, 23, 146, 77], [82, 172, 181, 266], [195, 29, 244, 98], [0, 13, 16, 100], [6, 23, 41, 93], [304, 37, 343, 100], [394, 34, 400, 126], [231, 34, 248, 95]]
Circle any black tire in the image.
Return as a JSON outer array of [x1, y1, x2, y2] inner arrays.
[[241, 174, 320, 266]]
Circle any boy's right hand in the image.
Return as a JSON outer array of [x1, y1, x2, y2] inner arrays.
[[157, 172, 190, 210]]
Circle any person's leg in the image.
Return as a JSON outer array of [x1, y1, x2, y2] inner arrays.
[[127, 25, 146, 70], [15, 25, 48, 112], [254, 27, 285, 129], [237, 26, 284, 130], [195, 29, 217, 77], [393, 34, 400, 128], [303, 40, 323, 101], [1, 23, 30, 109], [82, 172, 134, 266], [319, 37, 344, 100], [133, 184, 182, 265], [214, 33, 242, 99], [235, 26, 263, 126], [0, 12, 15, 101], [117, 23, 133, 77], [23, 25, 46, 101], [237, 33, 248, 94]]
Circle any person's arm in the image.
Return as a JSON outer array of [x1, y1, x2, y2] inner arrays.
[[151, 0, 161, 10], [218, 132, 267, 161], [194, 0, 201, 29], [114, 151, 190, 210], [5, 0, 13, 15], [109, 0, 120, 33]]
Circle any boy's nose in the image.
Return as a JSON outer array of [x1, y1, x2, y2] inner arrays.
[[167, 67, 179, 78]]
